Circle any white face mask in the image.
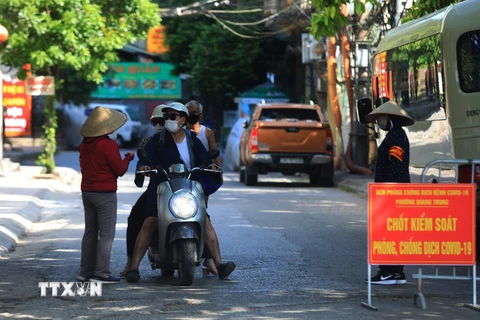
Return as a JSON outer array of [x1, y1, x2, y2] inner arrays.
[[377, 119, 392, 131], [165, 120, 180, 133], [151, 124, 163, 134]]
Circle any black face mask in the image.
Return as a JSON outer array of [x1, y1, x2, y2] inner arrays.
[[187, 114, 200, 125]]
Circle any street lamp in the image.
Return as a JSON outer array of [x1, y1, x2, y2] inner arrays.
[[0, 24, 9, 163]]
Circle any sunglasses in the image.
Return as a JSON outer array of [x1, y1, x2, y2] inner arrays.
[[151, 118, 165, 126], [163, 113, 181, 121]]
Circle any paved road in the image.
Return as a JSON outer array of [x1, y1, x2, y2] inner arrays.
[[0, 151, 478, 319]]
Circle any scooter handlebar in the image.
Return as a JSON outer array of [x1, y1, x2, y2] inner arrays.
[[190, 164, 223, 173], [136, 169, 158, 174]]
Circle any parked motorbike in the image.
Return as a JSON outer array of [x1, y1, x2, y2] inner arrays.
[[136, 148, 222, 286]]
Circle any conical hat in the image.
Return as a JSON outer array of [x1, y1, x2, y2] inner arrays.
[[365, 100, 414, 126], [80, 107, 127, 137]]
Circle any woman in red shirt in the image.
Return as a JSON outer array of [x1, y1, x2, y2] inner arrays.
[[77, 106, 134, 284]]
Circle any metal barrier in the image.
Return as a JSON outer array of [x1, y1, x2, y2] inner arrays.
[[414, 159, 479, 311]]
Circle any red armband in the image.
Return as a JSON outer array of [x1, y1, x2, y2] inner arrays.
[[389, 146, 405, 161]]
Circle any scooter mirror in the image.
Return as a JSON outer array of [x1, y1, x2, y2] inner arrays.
[[207, 149, 220, 160], [137, 149, 150, 162]]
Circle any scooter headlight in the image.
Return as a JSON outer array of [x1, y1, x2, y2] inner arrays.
[[169, 192, 198, 219]]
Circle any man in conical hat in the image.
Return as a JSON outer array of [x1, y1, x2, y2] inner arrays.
[[77, 106, 135, 284], [364, 100, 414, 285]]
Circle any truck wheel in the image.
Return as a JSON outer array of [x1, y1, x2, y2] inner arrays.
[[177, 239, 197, 286], [239, 168, 245, 183], [320, 177, 334, 187], [309, 172, 320, 185], [320, 162, 334, 187], [245, 164, 258, 186]]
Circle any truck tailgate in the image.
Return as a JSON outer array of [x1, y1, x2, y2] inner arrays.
[[256, 121, 330, 153]]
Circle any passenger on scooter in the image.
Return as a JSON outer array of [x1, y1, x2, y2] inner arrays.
[[126, 102, 235, 282], [186, 100, 221, 167]]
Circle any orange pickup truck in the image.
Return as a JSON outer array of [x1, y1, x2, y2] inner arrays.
[[239, 103, 334, 186]]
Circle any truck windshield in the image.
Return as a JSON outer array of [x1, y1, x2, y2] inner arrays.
[[259, 108, 320, 121]]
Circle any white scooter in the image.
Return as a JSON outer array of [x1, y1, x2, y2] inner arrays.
[[136, 148, 222, 286]]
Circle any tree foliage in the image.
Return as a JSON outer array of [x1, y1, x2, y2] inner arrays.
[[404, 0, 460, 21], [310, 0, 379, 37], [0, 0, 161, 173], [162, 12, 264, 109], [0, 0, 160, 97], [188, 23, 262, 97], [162, 15, 211, 76]]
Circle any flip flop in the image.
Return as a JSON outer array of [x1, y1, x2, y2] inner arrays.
[[218, 262, 236, 280], [126, 269, 140, 282], [203, 258, 218, 276], [119, 266, 130, 278]]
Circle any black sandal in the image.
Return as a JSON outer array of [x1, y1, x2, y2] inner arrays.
[[218, 262, 236, 280], [126, 269, 140, 282]]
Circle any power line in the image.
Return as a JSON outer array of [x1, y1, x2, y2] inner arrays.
[[213, 6, 289, 26], [205, 10, 302, 39], [161, 1, 308, 39], [208, 8, 262, 14]]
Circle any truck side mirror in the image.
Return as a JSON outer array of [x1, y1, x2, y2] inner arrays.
[[357, 98, 373, 124]]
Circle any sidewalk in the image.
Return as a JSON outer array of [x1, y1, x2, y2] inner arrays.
[[333, 166, 442, 198], [0, 156, 80, 256]]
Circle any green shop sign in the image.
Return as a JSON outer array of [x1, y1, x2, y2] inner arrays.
[[91, 62, 181, 99]]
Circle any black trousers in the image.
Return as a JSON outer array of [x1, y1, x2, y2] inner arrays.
[[379, 265, 404, 274], [126, 190, 212, 259]]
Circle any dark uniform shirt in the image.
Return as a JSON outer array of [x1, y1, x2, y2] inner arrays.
[[374, 125, 410, 183]]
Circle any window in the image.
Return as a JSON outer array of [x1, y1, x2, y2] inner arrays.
[[458, 30, 480, 93], [374, 34, 446, 122], [259, 108, 320, 121], [125, 107, 139, 121]]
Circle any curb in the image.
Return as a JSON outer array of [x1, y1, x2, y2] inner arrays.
[[0, 163, 81, 256], [0, 188, 49, 256], [334, 173, 371, 199]]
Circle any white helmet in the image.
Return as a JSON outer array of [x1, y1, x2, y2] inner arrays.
[[150, 104, 167, 119], [166, 102, 189, 117]]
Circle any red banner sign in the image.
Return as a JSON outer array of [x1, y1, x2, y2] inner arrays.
[[368, 183, 476, 265], [147, 26, 169, 55], [3, 80, 32, 137]]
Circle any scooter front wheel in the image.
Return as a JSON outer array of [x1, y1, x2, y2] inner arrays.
[[177, 239, 197, 286]]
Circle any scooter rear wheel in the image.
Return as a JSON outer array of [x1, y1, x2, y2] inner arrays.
[[177, 239, 197, 286]]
